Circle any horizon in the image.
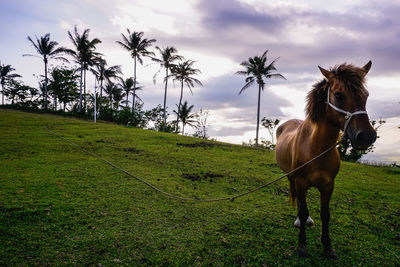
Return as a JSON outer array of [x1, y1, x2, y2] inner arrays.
[[1, 0, 399, 163]]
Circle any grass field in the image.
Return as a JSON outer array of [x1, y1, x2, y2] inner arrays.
[[1, 109, 399, 266]]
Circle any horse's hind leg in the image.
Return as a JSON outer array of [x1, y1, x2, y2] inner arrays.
[[319, 183, 338, 259], [296, 182, 310, 257]]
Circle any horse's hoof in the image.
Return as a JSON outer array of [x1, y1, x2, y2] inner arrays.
[[323, 247, 338, 259], [306, 216, 314, 227], [294, 217, 301, 228], [294, 216, 314, 228], [296, 246, 309, 258]]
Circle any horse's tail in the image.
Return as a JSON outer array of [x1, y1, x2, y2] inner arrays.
[[288, 176, 296, 208]]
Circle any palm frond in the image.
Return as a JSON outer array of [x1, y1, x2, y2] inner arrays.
[[261, 49, 269, 60], [115, 40, 131, 52], [265, 56, 280, 72], [22, 53, 41, 59], [27, 36, 40, 53], [235, 70, 248, 75], [265, 73, 286, 80], [238, 79, 255, 95]]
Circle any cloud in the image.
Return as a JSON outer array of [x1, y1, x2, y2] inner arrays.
[[209, 125, 255, 137], [198, 0, 284, 34], [152, 0, 400, 76], [194, 74, 291, 115], [368, 100, 400, 119]]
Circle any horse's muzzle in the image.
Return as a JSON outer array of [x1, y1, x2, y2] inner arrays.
[[350, 129, 377, 150]]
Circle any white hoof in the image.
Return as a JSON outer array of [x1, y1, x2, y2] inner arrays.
[[306, 216, 315, 227], [294, 216, 314, 228]]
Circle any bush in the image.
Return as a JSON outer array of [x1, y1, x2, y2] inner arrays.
[[116, 107, 132, 125]]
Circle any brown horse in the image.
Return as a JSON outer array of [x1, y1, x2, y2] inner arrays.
[[275, 61, 377, 259]]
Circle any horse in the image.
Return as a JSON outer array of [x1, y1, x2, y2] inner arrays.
[[275, 61, 377, 259]]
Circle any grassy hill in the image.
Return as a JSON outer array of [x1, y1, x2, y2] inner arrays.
[[0, 109, 399, 266]]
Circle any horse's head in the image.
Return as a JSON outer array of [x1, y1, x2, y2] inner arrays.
[[306, 61, 376, 150]]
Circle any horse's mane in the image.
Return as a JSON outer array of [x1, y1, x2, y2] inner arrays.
[[306, 63, 368, 122]]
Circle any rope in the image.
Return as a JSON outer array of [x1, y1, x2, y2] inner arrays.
[[45, 126, 342, 203]]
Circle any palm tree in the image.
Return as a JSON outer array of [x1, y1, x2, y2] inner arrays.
[[103, 82, 119, 109], [170, 60, 202, 131], [0, 63, 21, 105], [118, 77, 134, 108], [68, 26, 102, 113], [174, 100, 196, 135], [152, 46, 183, 131], [112, 86, 125, 110], [236, 50, 286, 146], [91, 57, 122, 98], [23, 33, 72, 110], [116, 29, 156, 115]]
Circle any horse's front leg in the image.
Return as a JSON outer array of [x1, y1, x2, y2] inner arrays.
[[319, 182, 338, 259], [296, 182, 310, 257], [294, 203, 315, 228]]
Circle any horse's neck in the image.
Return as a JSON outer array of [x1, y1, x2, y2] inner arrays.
[[309, 120, 340, 152]]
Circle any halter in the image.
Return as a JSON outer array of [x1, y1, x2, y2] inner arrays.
[[326, 86, 368, 137]]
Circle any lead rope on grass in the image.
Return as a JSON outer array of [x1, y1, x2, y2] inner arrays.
[[45, 126, 342, 202]]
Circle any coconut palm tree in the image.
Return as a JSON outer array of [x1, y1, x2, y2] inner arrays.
[[236, 50, 286, 146], [103, 82, 119, 109], [170, 60, 202, 131], [151, 46, 183, 131], [68, 26, 102, 113], [174, 101, 196, 135], [91, 57, 122, 98], [23, 33, 72, 110], [0, 63, 21, 105], [112, 86, 125, 110], [118, 77, 134, 108], [116, 29, 156, 115]]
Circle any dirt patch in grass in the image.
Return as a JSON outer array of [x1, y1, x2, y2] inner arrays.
[[96, 139, 114, 144], [182, 172, 224, 181], [176, 142, 232, 148], [123, 147, 143, 153]]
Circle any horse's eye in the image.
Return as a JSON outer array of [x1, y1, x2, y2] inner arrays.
[[334, 92, 343, 100]]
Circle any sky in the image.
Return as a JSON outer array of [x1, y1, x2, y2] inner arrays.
[[0, 0, 399, 163]]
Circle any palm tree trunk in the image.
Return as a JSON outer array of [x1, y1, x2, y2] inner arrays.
[[44, 60, 48, 111], [163, 68, 168, 131], [84, 69, 87, 113], [79, 64, 83, 113], [1, 82, 3, 105], [132, 57, 137, 115], [100, 80, 103, 98], [126, 90, 129, 108], [256, 84, 262, 146], [182, 122, 185, 135], [176, 80, 184, 132]]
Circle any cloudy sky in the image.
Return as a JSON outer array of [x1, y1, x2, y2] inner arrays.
[[1, 0, 399, 163]]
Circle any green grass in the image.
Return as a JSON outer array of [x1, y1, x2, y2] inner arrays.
[[0, 109, 399, 266]]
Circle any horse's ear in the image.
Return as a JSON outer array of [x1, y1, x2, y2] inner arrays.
[[306, 81, 328, 122], [318, 66, 334, 80], [362, 60, 372, 75]]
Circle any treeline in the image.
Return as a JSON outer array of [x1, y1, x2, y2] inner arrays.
[[0, 27, 388, 162], [0, 26, 209, 137]]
